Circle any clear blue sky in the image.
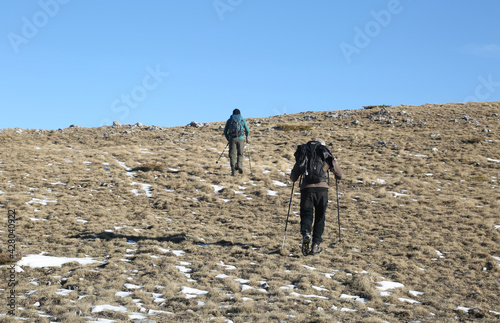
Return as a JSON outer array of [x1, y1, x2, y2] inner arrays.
[[1, 1, 499, 130]]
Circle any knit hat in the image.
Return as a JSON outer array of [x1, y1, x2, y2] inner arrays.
[[233, 109, 241, 115]]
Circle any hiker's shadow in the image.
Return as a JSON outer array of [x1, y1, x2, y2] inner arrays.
[[199, 239, 261, 251], [69, 231, 187, 243], [69, 232, 261, 251]]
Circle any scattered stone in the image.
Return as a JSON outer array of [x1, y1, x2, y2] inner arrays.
[[135, 122, 143, 127], [189, 121, 204, 128], [112, 120, 122, 127], [15, 128, 23, 134], [352, 120, 360, 125], [469, 307, 485, 318], [375, 107, 390, 115], [482, 128, 491, 133], [145, 125, 163, 131]]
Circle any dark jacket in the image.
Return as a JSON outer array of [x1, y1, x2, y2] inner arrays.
[[290, 156, 344, 190]]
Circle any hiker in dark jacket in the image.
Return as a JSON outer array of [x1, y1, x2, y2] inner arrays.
[[290, 138, 344, 256], [223, 109, 250, 176]]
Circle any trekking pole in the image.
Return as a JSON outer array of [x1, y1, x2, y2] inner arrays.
[[281, 181, 295, 249], [216, 143, 229, 164], [336, 179, 341, 243], [247, 140, 252, 173]]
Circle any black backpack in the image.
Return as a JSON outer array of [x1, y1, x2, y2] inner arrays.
[[294, 141, 334, 184], [229, 116, 243, 138]]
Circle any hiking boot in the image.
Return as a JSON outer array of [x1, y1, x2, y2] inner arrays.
[[310, 243, 322, 255], [238, 167, 243, 174], [302, 232, 311, 256]]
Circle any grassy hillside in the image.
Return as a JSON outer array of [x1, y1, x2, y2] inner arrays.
[[0, 102, 499, 322]]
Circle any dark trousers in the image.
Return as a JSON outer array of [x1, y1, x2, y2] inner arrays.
[[300, 187, 328, 244], [229, 138, 245, 172]]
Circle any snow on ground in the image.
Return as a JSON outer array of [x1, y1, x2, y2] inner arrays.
[[376, 281, 404, 296], [267, 190, 278, 196], [272, 180, 288, 187], [387, 191, 410, 197], [130, 182, 152, 197], [17, 253, 100, 268], [26, 198, 58, 205], [211, 184, 224, 193]]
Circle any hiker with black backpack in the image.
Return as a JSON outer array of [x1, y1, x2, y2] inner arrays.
[[223, 109, 250, 176], [290, 138, 344, 256]]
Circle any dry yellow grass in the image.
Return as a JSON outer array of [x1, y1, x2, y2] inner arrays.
[[0, 101, 499, 321]]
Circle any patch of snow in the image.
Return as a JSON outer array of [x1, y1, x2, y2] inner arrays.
[[124, 283, 143, 289], [272, 180, 287, 187], [340, 294, 369, 303], [17, 254, 99, 268], [267, 190, 278, 196], [279, 285, 295, 290], [409, 290, 425, 297], [176, 266, 192, 273], [218, 261, 237, 270], [215, 274, 231, 279], [26, 198, 58, 205], [211, 185, 224, 193], [234, 278, 250, 284], [131, 182, 152, 197], [387, 191, 410, 197], [180, 286, 208, 298], [290, 292, 328, 300], [487, 158, 500, 163], [312, 285, 329, 292], [376, 281, 404, 296], [115, 292, 132, 297], [55, 289, 74, 296], [399, 297, 421, 304], [91, 304, 127, 313]]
